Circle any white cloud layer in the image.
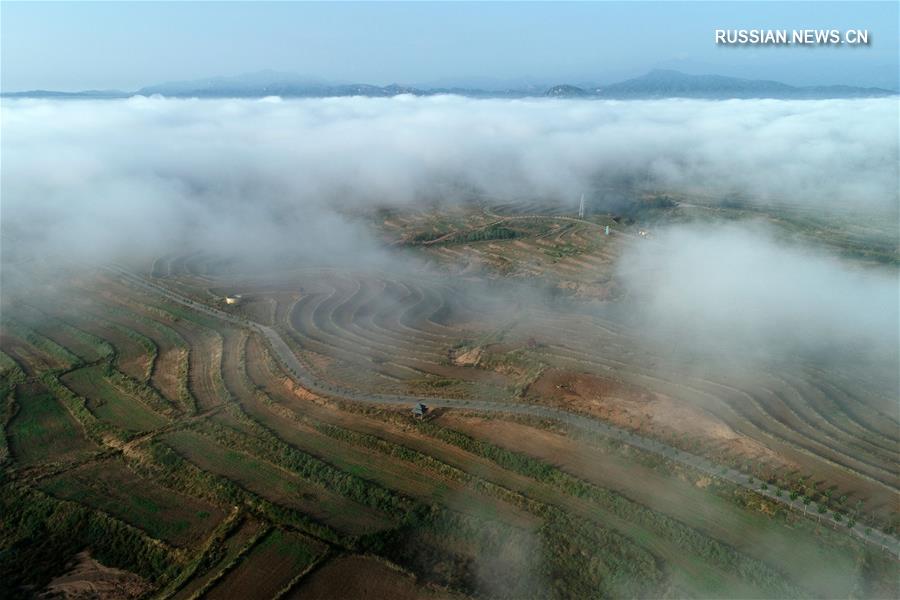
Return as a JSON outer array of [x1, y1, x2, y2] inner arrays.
[[616, 222, 898, 397], [2, 95, 897, 265]]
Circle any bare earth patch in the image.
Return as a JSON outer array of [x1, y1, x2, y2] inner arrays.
[[451, 346, 482, 367], [288, 555, 459, 600], [39, 551, 150, 600], [528, 368, 782, 464]]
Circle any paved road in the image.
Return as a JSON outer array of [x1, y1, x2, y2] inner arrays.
[[108, 265, 900, 558]]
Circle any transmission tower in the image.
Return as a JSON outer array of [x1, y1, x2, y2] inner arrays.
[[578, 193, 585, 218]]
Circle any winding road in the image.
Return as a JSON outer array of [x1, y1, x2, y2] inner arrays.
[[108, 265, 900, 558]]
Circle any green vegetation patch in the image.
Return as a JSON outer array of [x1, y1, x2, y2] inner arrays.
[[0, 350, 24, 379], [61, 365, 168, 432], [46, 320, 115, 363], [444, 224, 521, 244], [151, 300, 230, 332], [543, 242, 581, 260], [0, 353, 27, 463], [0, 483, 179, 598], [6, 383, 97, 465], [38, 458, 224, 547], [1, 320, 80, 370], [99, 321, 158, 382], [115, 325, 158, 380], [416, 421, 809, 598], [165, 516, 265, 600], [163, 428, 392, 535]]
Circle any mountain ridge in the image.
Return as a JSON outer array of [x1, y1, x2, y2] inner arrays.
[[4, 69, 896, 100]]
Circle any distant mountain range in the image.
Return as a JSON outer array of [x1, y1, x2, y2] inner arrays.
[[4, 69, 896, 100], [545, 70, 897, 99]]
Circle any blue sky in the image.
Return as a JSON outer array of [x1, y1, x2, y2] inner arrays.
[[2, 1, 897, 91]]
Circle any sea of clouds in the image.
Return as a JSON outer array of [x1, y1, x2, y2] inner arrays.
[[2, 94, 897, 263], [2, 95, 897, 378]]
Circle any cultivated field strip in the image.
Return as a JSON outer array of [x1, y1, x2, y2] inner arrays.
[[519, 311, 900, 494], [267, 268, 900, 506], [114, 265, 900, 558], [3, 263, 897, 599]]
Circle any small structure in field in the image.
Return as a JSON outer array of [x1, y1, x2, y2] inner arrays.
[[412, 402, 428, 419], [224, 294, 243, 305]]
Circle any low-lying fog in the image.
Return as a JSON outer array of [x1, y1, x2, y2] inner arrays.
[[2, 95, 897, 384], [616, 223, 898, 391], [3, 95, 897, 261]]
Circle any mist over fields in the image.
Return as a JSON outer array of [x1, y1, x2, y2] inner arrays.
[[2, 95, 897, 263], [617, 223, 899, 389], [2, 89, 899, 600], [2, 95, 897, 377]]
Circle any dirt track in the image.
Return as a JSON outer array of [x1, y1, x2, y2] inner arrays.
[[107, 265, 900, 559]]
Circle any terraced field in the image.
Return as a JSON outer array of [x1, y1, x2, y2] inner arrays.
[[1, 203, 897, 599]]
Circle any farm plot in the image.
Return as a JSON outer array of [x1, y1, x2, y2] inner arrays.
[[288, 554, 458, 600], [85, 277, 225, 399], [164, 431, 391, 535], [239, 340, 537, 529], [61, 365, 168, 432], [278, 274, 513, 396], [38, 457, 225, 547], [235, 385, 537, 530], [140, 303, 239, 411], [82, 295, 193, 409], [171, 517, 265, 600], [27, 317, 113, 364], [6, 382, 97, 465], [394, 418, 808, 598], [244, 308, 880, 591], [513, 312, 900, 519], [163, 428, 394, 535], [5, 239, 897, 600], [238, 358, 766, 597], [436, 413, 872, 598], [178, 326, 229, 410], [0, 329, 76, 374], [75, 317, 158, 382], [204, 529, 326, 600], [148, 258, 900, 564]]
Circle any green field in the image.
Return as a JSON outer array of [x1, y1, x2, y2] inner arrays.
[[61, 364, 168, 432], [163, 428, 394, 535], [6, 383, 96, 465], [38, 458, 225, 547]]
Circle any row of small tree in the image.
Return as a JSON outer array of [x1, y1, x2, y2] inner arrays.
[[643, 428, 896, 539]]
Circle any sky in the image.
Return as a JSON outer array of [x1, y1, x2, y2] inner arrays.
[[1, 1, 898, 92]]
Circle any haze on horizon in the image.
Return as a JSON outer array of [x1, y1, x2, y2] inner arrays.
[[2, 1, 898, 93]]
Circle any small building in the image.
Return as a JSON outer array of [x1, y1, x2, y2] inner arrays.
[[412, 402, 428, 419], [224, 294, 243, 305]]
